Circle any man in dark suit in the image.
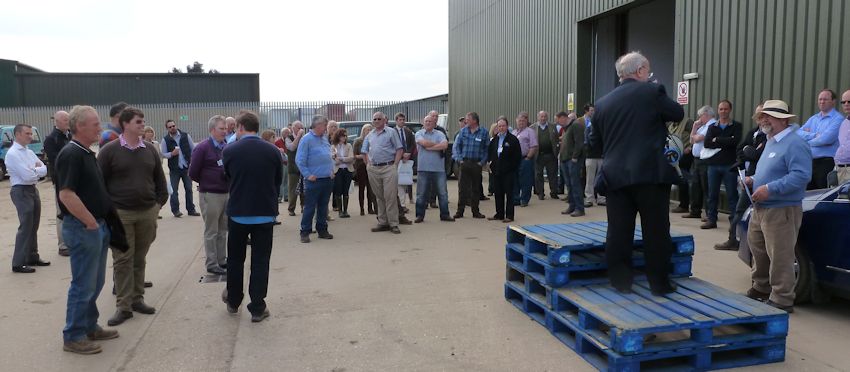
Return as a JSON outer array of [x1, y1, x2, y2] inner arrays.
[[588, 52, 685, 296], [487, 116, 522, 222], [221, 110, 283, 323]]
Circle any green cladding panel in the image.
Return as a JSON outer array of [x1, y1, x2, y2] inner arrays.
[[449, 0, 850, 135]]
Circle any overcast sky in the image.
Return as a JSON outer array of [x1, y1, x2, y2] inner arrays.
[[1, 0, 448, 101]]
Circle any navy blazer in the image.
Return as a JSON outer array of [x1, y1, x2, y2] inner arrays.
[[222, 136, 283, 217], [589, 79, 685, 191]]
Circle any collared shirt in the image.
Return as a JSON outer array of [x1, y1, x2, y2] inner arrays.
[[583, 118, 592, 145], [119, 134, 146, 150], [692, 119, 716, 159], [772, 125, 794, 143], [512, 126, 538, 157], [6, 142, 47, 186], [414, 128, 447, 172], [452, 125, 489, 163], [160, 131, 196, 168], [226, 132, 237, 144], [796, 108, 844, 158], [295, 131, 334, 179], [362, 126, 403, 164], [210, 136, 226, 151], [497, 133, 507, 156], [834, 117, 850, 165]]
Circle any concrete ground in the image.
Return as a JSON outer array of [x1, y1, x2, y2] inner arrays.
[[0, 177, 848, 372]]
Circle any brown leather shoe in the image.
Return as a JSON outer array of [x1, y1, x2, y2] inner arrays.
[[87, 327, 119, 341], [745, 288, 770, 302], [63, 339, 102, 355], [700, 221, 717, 229], [681, 213, 702, 219], [714, 239, 739, 251]]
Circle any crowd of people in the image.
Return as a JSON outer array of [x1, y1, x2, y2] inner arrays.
[[6, 50, 850, 355]]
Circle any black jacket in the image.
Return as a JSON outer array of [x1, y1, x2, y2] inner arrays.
[[223, 136, 283, 218], [43, 126, 71, 181], [487, 132, 522, 176], [588, 79, 685, 191], [703, 120, 742, 165], [735, 127, 768, 176]]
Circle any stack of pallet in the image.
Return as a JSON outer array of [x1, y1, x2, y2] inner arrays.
[[504, 221, 789, 371]]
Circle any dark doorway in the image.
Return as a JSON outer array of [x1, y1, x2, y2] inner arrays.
[[578, 0, 676, 104]]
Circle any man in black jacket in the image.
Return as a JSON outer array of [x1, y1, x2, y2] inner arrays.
[[702, 100, 742, 229], [44, 110, 72, 256], [487, 117, 522, 222], [715, 105, 767, 250], [221, 110, 283, 323], [589, 52, 684, 295]]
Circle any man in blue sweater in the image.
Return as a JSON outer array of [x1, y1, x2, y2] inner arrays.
[[744, 100, 812, 313]]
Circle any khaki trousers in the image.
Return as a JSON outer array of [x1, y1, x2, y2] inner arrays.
[[836, 166, 850, 185], [747, 205, 802, 307], [200, 192, 228, 270], [113, 204, 160, 311], [367, 163, 399, 227]]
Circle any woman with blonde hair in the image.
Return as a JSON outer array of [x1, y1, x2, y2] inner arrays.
[[353, 124, 376, 215]]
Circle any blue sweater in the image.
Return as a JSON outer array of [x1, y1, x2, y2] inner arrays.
[[295, 131, 334, 179], [752, 124, 812, 208]]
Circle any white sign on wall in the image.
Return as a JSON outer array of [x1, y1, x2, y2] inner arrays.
[[676, 81, 689, 105]]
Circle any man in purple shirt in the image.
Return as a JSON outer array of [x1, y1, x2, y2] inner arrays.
[[511, 112, 538, 206], [834, 89, 850, 185], [797, 89, 845, 189], [189, 115, 229, 275]]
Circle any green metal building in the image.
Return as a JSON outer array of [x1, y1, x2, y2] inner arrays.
[[448, 0, 850, 134]]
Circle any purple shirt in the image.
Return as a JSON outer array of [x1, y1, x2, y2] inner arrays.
[[835, 117, 850, 165], [188, 138, 228, 193], [512, 126, 538, 157]]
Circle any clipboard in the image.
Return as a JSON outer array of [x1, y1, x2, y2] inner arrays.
[[738, 169, 754, 204]]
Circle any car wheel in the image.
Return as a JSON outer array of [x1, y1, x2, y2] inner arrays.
[[794, 242, 829, 304]]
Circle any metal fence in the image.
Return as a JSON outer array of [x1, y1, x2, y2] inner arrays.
[[0, 99, 449, 141]]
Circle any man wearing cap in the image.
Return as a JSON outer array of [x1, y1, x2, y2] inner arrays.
[[797, 89, 844, 189], [834, 90, 850, 185], [744, 100, 812, 313]]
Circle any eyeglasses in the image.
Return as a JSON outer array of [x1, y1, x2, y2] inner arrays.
[[841, 100, 850, 104]]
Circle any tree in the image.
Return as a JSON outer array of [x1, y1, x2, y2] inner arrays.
[[168, 61, 221, 74]]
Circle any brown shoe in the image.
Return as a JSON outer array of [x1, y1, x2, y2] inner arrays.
[[714, 239, 739, 251], [681, 213, 702, 219], [700, 221, 717, 229], [58, 248, 70, 257], [670, 206, 689, 213], [745, 288, 770, 302], [371, 225, 391, 232], [502, 218, 514, 223], [63, 339, 102, 355], [398, 217, 413, 225], [87, 327, 119, 341]]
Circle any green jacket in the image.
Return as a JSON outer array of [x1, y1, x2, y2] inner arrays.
[[667, 117, 694, 151], [559, 117, 586, 162]]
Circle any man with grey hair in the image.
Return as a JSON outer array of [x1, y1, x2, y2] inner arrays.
[[531, 110, 560, 199], [189, 115, 230, 275], [589, 51, 684, 295], [363, 111, 404, 233], [44, 110, 72, 256], [225, 116, 237, 143], [682, 105, 717, 219]]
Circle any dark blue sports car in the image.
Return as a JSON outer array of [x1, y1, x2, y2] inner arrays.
[[737, 181, 850, 304]]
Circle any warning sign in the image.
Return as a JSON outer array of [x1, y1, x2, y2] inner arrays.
[[676, 81, 689, 105]]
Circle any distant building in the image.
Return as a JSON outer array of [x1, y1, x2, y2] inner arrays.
[[0, 58, 260, 107]]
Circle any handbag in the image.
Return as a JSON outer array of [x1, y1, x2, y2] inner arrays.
[[397, 161, 414, 186]]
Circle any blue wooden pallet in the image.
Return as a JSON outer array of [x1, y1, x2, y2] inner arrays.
[[550, 277, 789, 355], [507, 222, 695, 266], [508, 243, 693, 288], [505, 281, 786, 371], [547, 310, 786, 372]]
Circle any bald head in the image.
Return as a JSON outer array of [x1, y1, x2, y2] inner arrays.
[[54, 110, 70, 131]]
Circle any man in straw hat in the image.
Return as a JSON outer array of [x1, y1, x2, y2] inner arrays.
[[743, 99, 812, 313]]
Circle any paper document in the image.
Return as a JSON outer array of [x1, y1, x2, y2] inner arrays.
[[738, 169, 753, 204]]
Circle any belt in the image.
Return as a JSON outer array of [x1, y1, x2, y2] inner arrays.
[[837, 164, 850, 168], [371, 161, 394, 167], [11, 184, 36, 188], [462, 158, 482, 162]]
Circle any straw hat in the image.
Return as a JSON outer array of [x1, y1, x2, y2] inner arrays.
[[754, 100, 796, 120]]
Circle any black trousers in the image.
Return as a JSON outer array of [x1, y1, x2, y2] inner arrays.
[[493, 171, 516, 219], [535, 153, 559, 196], [457, 160, 482, 214], [605, 184, 673, 290], [677, 153, 693, 209], [727, 185, 752, 241], [689, 159, 708, 214], [226, 220, 274, 315], [808, 157, 834, 190]]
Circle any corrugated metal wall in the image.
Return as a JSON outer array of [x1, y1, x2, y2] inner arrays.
[[449, 0, 850, 135], [12, 73, 260, 107]]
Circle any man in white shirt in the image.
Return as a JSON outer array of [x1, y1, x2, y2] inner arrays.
[[7, 124, 49, 273]]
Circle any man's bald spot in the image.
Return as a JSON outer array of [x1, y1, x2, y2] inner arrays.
[[54, 110, 69, 122]]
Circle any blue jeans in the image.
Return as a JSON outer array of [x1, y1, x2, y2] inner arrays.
[[706, 164, 739, 223], [514, 159, 534, 205], [300, 177, 333, 234], [169, 167, 196, 214], [62, 216, 110, 342], [415, 171, 450, 219], [562, 159, 585, 212]]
